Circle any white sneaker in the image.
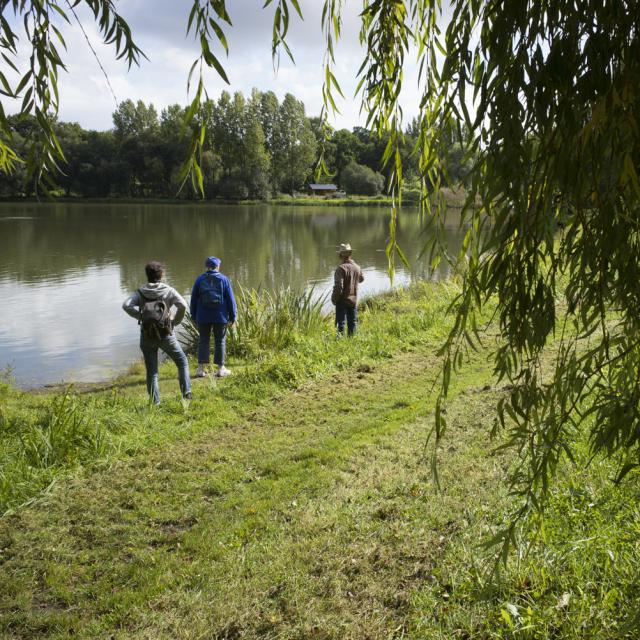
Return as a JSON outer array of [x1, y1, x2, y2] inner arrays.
[[195, 364, 206, 378], [216, 366, 232, 378]]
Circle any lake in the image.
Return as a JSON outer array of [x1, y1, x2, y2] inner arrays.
[[0, 202, 464, 387]]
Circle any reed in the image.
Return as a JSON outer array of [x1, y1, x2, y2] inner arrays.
[[180, 284, 328, 358]]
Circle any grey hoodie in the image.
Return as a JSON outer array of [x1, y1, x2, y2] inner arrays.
[[122, 282, 188, 328]]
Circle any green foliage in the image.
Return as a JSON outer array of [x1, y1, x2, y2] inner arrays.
[[410, 0, 640, 553], [340, 161, 385, 195], [0, 93, 459, 201], [180, 285, 328, 358], [0, 391, 109, 513]]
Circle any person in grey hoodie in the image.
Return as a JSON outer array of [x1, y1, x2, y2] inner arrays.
[[122, 261, 192, 404]]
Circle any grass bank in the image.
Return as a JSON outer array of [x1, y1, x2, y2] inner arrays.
[[265, 187, 466, 208], [0, 283, 453, 517], [0, 187, 466, 209], [0, 282, 638, 638]]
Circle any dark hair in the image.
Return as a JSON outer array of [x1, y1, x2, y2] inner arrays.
[[145, 261, 164, 283]]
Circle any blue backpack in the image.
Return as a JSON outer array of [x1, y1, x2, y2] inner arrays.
[[200, 273, 224, 309]]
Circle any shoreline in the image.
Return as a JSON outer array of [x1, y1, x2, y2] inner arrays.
[[10, 288, 409, 395], [0, 188, 466, 209], [1, 281, 458, 512]]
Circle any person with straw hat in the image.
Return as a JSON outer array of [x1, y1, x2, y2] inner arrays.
[[331, 243, 364, 336]]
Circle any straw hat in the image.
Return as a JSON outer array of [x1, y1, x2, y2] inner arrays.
[[338, 243, 352, 256]]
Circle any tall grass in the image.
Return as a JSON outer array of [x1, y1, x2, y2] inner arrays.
[[18, 393, 107, 468], [180, 284, 329, 358], [0, 391, 108, 513]]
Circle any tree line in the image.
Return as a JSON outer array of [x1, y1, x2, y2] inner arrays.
[[0, 89, 470, 200]]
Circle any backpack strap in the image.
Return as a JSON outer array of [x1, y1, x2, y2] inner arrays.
[[200, 271, 213, 288], [137, 288, 146, 325]]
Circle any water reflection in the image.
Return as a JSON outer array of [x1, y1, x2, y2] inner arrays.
[[0, 202, 464, 386]]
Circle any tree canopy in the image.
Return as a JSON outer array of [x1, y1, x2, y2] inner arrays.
[[1, 0, 639, 550], [0, 91, 434, 198]]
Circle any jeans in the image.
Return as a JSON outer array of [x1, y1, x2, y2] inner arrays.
[[335, 304, 357, 336], [197, 323, 228, 365], [139, 332, 191, 404]]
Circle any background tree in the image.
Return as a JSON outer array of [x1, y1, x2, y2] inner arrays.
[[4, 87, 444, 200], [257, 91, 282, 196], [158, 104, 191, 196], [241, 112, 270, 199], [309, 116, 336, 179], [331, 129, 361, 178], [275, 93, 316, 195], [112, 100, 160, 197], [340, 161, 384, 196]]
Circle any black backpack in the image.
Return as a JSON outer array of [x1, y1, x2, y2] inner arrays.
[[138, 290, 172, 340]]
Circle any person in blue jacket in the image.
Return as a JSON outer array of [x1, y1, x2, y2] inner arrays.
[[190, 256, 237, 378]]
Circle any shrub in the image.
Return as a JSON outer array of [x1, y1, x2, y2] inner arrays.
[[340, 162, 385, 196], [218, 174, 249, 200]]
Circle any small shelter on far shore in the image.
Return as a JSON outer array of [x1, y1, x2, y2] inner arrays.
[[308, 183, 338, 196]]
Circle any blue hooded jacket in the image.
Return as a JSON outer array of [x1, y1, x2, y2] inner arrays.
[[190, 270, 237, 325]]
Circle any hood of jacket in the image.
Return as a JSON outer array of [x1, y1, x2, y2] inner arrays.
[[138, 282, 173, 300]]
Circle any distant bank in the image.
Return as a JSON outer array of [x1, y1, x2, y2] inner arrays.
[[0, 188, 466, 208]]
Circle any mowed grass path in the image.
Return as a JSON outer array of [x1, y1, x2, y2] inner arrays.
[[0, 342, 506, 639]]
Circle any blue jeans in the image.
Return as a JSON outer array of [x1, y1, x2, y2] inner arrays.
[[140, 332, 191, 404], [335, 304, 357, 336], [197, 323, 228, 365]]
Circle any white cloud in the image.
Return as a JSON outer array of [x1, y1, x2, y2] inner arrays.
[[5, 0, 425, 131]]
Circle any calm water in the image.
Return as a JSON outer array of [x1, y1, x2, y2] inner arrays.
[[0, 202, 463, 387]]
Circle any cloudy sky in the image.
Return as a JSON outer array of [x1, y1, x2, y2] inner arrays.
[[6, 0, 424, 132]]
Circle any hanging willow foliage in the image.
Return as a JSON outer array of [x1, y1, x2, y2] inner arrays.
[[2, 0, 639, 551], [422, 0, 640, 558]]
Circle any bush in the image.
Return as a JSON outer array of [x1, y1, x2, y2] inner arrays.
[[340, 162, 385, 196], [245, 170, 269, 200], [218, 174, 249, 200]]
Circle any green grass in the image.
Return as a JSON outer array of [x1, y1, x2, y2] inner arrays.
[[0, 282, 455, 516], [0, 281, 638, 638], [266, 187, 466, 208], [180, 285, 328, 358], [266, 194, 394, 207]]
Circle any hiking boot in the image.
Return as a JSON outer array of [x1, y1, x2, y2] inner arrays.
[[216, 366, 232, 378], [183, 392, 193, 400], [195, 364, 206, 378]]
